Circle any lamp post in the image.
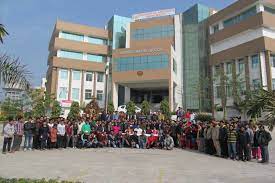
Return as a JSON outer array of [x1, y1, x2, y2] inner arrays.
[[104, 59, 110, 112]]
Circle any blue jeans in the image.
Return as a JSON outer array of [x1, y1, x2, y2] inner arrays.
[[228, 142, 236, 159], [24, 133, 33, 149], [260, 145, 269, 163]]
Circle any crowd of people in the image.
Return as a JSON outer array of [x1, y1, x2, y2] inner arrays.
[[2, 109, 272, 164]]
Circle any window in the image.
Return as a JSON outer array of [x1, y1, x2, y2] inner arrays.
[[87, 37, 107, 45], [97, 90, 103, 101], [72, 88, 79, 101], [87, 54, 106, 62], [59, 50, 83, 60], [59, 87, 68, 99], [86, 72, 93, 82], [114, 54, 169, 72], [60, 32, 84, 42], [251, 55, 259, 69], [60, 70, 68, 80], [223, 6, 257, 28], [131, 25, 174, 40], [272, 79, 275, 90], [238, 59, 245, 73], [72, 70, 81, 80], [252, 79, 261, 90], [85, 89, 93, 100], [239, 82, 246, 95], [213, 24, 219, 33], [226, 63, 232, 74], [215, 65, 220, 75], [226, 85, 232, 97], [270, 54, 275, 68], [173, 59, 177, 74], [216, 86, 221, 98], [97, 73, 104, 82]]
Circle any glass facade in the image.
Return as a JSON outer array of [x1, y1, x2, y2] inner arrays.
[[97, 73, 104, 82], [60, 32, 84, 42], [251, 55, 259, 69], [252, 79, 261, 90], [226, 63, 232, 74], [59, 87, 67, 99], [72, 88, 80, 100], [114, 54, 169, 72], [87, 37, 107, 45], [182, 4, 211, 111], [87, 54, 106, 62], [270, 55, 275, 68], [223, 6, 257, 28], [272, 79, 275, 90], [131, 25, 174, 40], [59, 50, 83, 60], [238, 59, 245, 73], [108, 15, 132, 49]]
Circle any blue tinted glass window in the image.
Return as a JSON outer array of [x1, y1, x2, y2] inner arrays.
[[60, 32, 84, 42], [87, 37, 107, 45], [72, 88, 80, 101], [60, 70, 68, 80], [59, 50, 83, 60], [72, 70, 81, 80], [87, 54, 106, 62], [132, 25, 174, 40], [251, 55, 259, 69]]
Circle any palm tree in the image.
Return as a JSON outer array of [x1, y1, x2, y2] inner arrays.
[[247, 89, 275, 131], [0, 54, 31, 90], [0, 24, 9, 43]]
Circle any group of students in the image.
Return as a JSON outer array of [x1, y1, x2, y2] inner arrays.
[[1, 114, 272, 164]]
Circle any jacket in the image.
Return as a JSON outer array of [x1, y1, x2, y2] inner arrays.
[[237, 131, 250, 146], [257, 130, 272, 146], [212, 126, 220, 141], [3, 123, 14, 138], [219, 126, 228, 142], [227, 129, 237, 143]]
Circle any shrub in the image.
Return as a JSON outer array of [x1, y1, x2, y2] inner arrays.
[[160, 98, 170, 120], [126, 100, 136, 115], [107, 102, 114, 114], [141, 100, 150, 115], [195, 113, 213, 122]]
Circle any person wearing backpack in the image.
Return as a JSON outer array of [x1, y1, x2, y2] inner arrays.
[[257, 125, 272, 164]]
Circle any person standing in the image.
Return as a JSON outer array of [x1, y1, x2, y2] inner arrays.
[[23, 117, 34, 151], [257, 125, 272, 163], [11, 117, 24, 152], [212, 121, 221, 156], [237, 126, 250, 161], [252, 126, 261, 161], [65, 121, 73, 148], [39, 122, 50, 150], [72, 122, 78, 148], [57, 121, 66, 148], [227, 125, 237, 160], [50, 124, 58, 149], [2, 118, 15, 154], [219, 121, 228, 158]]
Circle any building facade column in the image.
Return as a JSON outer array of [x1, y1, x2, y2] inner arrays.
[[169, 79, 174, 112], [124, 87, 131, 104], [80, 70, 85, 105], [112, 82, 118, 110], [244, 56, 250, 91], [265, 50, 272, 91], [68, 69, 72, 100], [93, 72, 97, 98]]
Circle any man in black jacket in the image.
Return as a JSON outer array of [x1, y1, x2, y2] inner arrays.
[[219, 121, 228, 158], [237, 126, 250, 161], [258, 125, 272, 163]]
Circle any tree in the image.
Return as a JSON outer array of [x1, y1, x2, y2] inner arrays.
[[51, 100, 62, 118], [0, 24, 9, 43], [160, 98, 170, 120], [126, 100, 136, 115], [107, 102, 115, 114], [141, 100, 150, 115], [33, 97, 45, 118], [0, 98, 22, 119], [246, 89, 275, 130], [0, 54, 30, 90], [67, 101, 81, 121]]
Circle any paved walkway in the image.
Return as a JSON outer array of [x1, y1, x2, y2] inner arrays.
[[1, 125, 275, 183]]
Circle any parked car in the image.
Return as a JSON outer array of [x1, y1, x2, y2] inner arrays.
[[117, 105, 141, 114]]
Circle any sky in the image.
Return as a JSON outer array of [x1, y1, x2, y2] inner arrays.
[[0, 0, 235, 87]]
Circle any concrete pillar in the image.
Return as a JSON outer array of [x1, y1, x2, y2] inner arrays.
[[80, 71, 85, 106], [68, 69, 72, 100], [124, 86, 131, 103], [169, 80, 174, 112], [112, 82, 118, 110], [259, 52, 268, 90], [244, 56, 250, 91], [265, 51, 272, 91]]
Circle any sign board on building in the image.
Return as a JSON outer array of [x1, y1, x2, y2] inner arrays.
[[61, 100, 72, 108], [120, 48, 163, 55], [132, 8, 176, 21]]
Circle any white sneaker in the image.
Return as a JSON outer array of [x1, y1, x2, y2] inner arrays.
[[24, 148, 27, 151], [28, 148, 32, 151]]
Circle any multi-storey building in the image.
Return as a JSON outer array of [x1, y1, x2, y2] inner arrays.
[[208, 0, 275, 119], [46, 0, 275, 118], [47, 20, 109, 116]]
